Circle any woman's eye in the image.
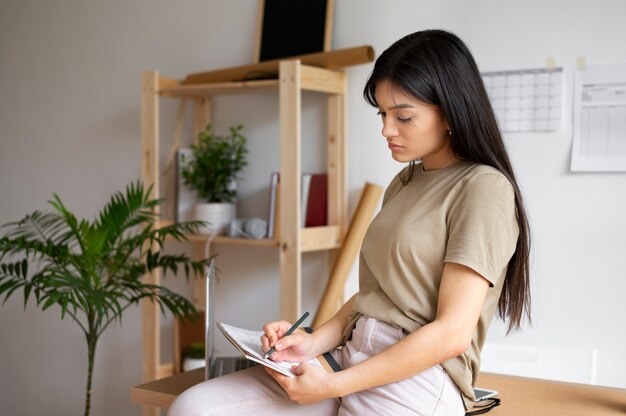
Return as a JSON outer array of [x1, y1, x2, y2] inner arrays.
[[397, 116, 412, 123], [377, 111, 385, 118]]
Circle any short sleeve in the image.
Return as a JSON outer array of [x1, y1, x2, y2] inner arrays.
[[444, 173, 519, 286]]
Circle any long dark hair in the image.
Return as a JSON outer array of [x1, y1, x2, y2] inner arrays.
[[364, 29, 531, 332]]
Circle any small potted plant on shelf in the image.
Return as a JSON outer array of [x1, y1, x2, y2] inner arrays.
[[181, 124, 248, 235], [182, 341, 206, 372]]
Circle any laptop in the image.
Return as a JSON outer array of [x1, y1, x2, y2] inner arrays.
[[204, 258, 256, 380]]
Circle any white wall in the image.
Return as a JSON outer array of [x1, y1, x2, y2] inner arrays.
[[1, 1, 625, 415]]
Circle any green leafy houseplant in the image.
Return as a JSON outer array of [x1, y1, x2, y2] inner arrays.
[[182, 124, 248, 203], [182, 341, 206, 372], [0, 182, 212, 416]]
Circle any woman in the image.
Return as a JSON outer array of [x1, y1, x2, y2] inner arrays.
[[168, 29, 531, 416]]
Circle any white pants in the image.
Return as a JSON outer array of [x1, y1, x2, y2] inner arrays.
[[168, 316, 465, 416]]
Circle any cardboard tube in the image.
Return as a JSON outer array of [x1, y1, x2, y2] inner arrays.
[[183, 45, 375, 85], [312, 182, 383, 329]]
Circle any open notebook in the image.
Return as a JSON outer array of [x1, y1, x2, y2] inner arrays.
[[217, 322, 334, 377], [204, 259, 340, 380]]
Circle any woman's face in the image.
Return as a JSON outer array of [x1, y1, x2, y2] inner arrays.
[[374, 80, 458, 170]]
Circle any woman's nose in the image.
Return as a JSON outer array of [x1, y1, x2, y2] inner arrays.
[[381, 122, 399, 138]]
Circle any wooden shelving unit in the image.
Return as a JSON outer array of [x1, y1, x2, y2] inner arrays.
[[139, 60, 347, 412]]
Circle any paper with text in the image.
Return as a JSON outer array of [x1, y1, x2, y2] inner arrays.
[[572, 62, 626, 171], [218, 322, 323, 378]]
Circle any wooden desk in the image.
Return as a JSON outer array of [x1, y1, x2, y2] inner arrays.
[[476, 372, 626, 415], [131, 368, 205, 409], [131, 368, 626, 415]]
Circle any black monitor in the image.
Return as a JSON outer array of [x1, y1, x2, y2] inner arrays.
[[256, 0, 333, 62]]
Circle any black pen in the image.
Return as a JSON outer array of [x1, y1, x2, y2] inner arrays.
[[264, 311, 309, 360]]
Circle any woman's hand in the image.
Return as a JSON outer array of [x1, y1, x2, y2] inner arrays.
[[264, 363, 337, 404], [261, 320, 316, 363]]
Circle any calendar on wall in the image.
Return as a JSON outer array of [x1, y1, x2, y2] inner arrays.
[[482, 67, 564, 133]]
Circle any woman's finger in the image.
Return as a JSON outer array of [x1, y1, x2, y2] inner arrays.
[[260, 334, 269, 351], [264, 366, 290, 389], [272, 332, 301, 352], [263, 320, 293, 344]]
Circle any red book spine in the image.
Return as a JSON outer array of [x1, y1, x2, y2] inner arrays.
[[305, 173, 327, 227]]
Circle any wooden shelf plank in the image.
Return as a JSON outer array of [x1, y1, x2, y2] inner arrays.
[[162, 220, 338, 250], [186, 232, 342, 250], [158, 362, 175, 379], [160, 79, 279, 97], [210, 235, 280, 247], [188, 231, 339, 250], [157, 75, 182, 90], [301, 226, 341, 252], [158, 64, 341, 98], [300, 65, 345, 94], [182, 46, 374, 85], [159, 220, 278, 247]]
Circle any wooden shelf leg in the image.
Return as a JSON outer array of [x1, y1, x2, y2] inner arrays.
[[140, 70, 162, 416], [193, 98, 212, 141], [279, 60, 302, 322], [326, 74, 347, 276]]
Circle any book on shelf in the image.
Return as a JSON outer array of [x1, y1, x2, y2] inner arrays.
[[217, 321, 341, 377], [301, 174, 312, 227], [267, 172, 280, 239], [272, 183, 281, 239], [267, 172, 327, 236], [304, 173, 328, 227]]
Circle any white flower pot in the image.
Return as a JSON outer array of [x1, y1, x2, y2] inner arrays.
[[193, 202, 236, 235], [182, 357, 205, 372]]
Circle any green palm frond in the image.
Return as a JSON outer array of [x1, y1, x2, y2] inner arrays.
[[95, 182, 160, 245], [0, 212, 72, 262], [0, 181, 213, 416], [0, 180, 212, 336], [2, 210, 67, 242]]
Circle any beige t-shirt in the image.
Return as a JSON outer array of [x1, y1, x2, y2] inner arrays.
[[345, 160, 519, 410]]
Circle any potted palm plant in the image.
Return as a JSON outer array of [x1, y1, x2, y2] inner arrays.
[[181, 124, 248, 235], [0, 182, 213, 416]]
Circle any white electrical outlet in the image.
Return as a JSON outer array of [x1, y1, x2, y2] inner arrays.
[[481, 342, 598, 385]]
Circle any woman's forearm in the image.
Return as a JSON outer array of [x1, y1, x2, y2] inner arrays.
[[331, 319, 466, 397], [310, 295, 357, 356], [331, 263, 489, 397]]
